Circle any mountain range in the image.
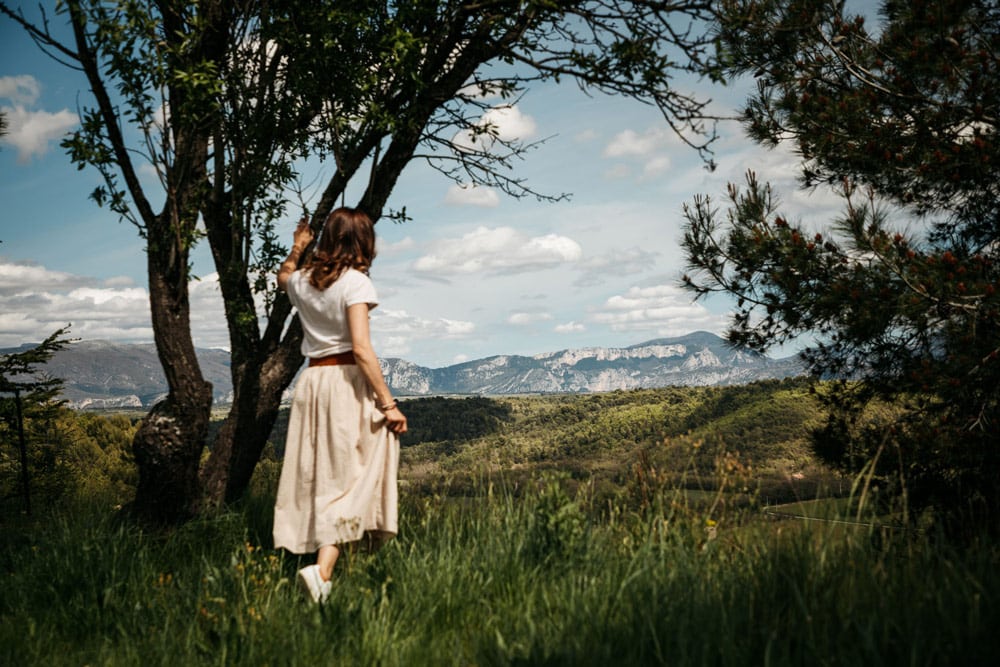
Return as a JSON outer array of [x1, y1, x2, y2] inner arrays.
[[2, 331, 804, 409]]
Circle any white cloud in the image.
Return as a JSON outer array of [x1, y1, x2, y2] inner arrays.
[[452, 104, 537, 153], [602, 127, 671, 158], [1, 104, 78, 162], [444, 183, 500, 208], [600, 126, 677, 183], [0, 259, 232, 349], [578, 247, 660, 272], [1, 76, 78, 162], [186, 273, 230, 348], [370, 308, 476, 356], [574, 247, 660, 287], [590, 284, 728, 337], [103, 276, 137, 288], [481, 105, 537, 142], [0, 280, 152, 347], [413, 226, 582, 275], [642, 155, 672, 178], [574, 128, 598, 143], [0, 75, 41, 105], [507, 311, 553, 325], [377, 236, 416, 255], [554, 321, 585, 333], [0, 260, 88, 294]]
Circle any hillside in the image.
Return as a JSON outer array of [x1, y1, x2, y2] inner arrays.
[[255, 376, 835, 506]]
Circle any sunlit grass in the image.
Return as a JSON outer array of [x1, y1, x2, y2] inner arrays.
[[2, 475, 998, 666]]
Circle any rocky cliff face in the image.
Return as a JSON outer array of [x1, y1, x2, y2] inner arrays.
[[5, 331, 804, 408], [381, 331, 804, 395]]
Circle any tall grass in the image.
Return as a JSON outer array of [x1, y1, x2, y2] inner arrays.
[[2, 477, 998, 666]]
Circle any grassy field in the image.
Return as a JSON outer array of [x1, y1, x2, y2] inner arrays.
[[2, 381, 998, 665]]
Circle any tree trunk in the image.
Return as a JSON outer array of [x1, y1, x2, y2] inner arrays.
[[198, 190, 310, 508], [131, 216, 213, 523], [200, 322, 304, 507]]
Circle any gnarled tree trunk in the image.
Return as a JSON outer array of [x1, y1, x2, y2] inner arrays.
[[131, 213, 213, 522]]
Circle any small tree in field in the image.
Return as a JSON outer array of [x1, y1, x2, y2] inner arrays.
[[682, 0, 1000, 520], [2, 0, 725, 522], [0, 327, 73, 513]]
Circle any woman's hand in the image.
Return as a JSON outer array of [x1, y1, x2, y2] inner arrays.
[[292, 215, 314, 249], [382, 405, 407, 435], [277, 216, 314, 292]]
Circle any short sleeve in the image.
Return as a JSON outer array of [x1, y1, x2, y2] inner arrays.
[[285, 271, 305, 309], [342, 269, 378, 308]]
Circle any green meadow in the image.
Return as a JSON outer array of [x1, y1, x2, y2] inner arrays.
[[3, 379, 998, 665]]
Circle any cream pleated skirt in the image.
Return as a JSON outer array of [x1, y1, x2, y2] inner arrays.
[[272, 365, 399, 554]]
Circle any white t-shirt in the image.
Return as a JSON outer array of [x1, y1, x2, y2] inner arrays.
[[286, 268, 378, 358]]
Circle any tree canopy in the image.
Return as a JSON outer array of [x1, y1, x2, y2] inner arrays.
[[682, 0, 1000, 519], [2, 0, 724, 521]]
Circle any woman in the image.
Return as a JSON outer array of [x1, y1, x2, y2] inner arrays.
[[272, 207, 407, 604]]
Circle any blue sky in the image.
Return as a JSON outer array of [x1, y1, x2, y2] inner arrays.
[[0, 9, 844, 368]]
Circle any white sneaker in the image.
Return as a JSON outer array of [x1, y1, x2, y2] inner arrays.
[[297, 564, 332, 604]]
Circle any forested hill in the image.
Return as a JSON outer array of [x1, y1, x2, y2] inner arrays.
[[3, 331, 803, 408]]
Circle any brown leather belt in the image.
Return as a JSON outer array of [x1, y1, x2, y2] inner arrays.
[[308, 351, 356, 367]]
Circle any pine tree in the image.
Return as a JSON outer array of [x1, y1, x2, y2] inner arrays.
[[682, 0, 1000, 521], [0, 327, 73, 513]]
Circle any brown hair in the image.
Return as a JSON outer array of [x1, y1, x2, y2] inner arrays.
[[305, 207, 376, 290]]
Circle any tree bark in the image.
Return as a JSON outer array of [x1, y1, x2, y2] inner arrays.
[[126, 0, 228, 522], [199, 322, 304, 506], [131, 214, 213, 523]]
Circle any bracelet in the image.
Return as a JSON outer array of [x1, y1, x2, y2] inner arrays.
[[378, 399, 398, 411]]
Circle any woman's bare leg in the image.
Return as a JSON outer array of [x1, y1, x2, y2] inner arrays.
[[317, 544, 340, 581]]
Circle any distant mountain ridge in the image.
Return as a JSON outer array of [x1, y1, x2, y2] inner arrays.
[[3, 331, 804, 409], [382, 331, 804, 395], [0, 340, 234, 409]]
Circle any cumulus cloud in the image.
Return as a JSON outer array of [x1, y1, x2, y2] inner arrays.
[[444, 183, 500, 208], [507, 311, 553, 325], [601, 126, 678, 183], [642, 155, 672, 178], [370, 308, 476, 356], [590, 284, 728, 337], [574, 247, 660, 287], [102, 276, 137, 288], [413, 226, 582, 275], [0, 259, 232, 349], [186, 273, 230, 348], [0, 75, 40, 105], [452, 104, 537, 153], [0, 76, 78, 162], [0, 260, 90, 294], [554, 321, 585, 334], [0, 263, 152, 347], [602, 127, 671, 158], [1, 106, 78, 162], [578, 247, 660, 272], [377, 236, 416, 256]]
